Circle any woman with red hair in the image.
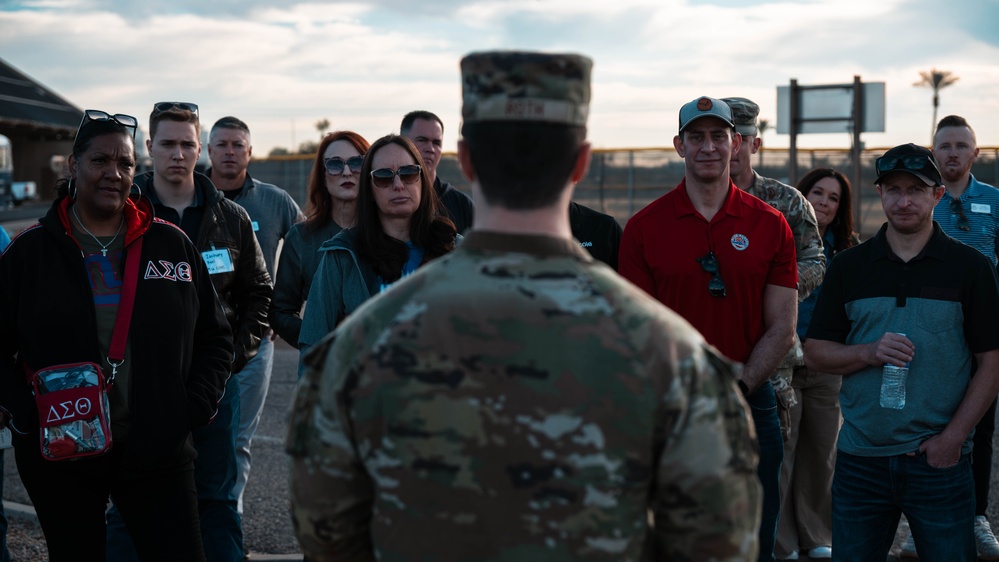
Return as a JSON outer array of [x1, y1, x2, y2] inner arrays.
[[270, 131, 370, 349]]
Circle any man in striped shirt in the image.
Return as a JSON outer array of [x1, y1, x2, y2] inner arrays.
[[914, 114, 999, 560]]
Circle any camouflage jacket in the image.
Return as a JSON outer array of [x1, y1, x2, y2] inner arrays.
[[746, 171, 825, 375], [745, 171, 825, 300], [286, 231, 761, 562]]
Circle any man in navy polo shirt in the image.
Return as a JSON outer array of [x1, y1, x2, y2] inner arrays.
[[805, 143, 999, 562]]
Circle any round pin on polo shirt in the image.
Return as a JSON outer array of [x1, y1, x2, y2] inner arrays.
[[731, 234, 749, 251]]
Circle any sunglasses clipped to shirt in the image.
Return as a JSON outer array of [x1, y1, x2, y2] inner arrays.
[[75, 110, 139, 144], [696, 250, 727, 297], [950, 198, 971, 232], [324, 156, 364, 175], [152, 101, 200, 117], [370, 165, 422, 189]]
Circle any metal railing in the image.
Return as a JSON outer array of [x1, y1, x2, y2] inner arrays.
[[250, 147, 999, 240]]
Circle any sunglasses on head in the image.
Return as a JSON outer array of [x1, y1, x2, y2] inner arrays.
[[152, 101, 199, 117], [875, 154, 932, 176], [696, 251, 726, 297], [76, 110, 139, 140], [370, 165, 422, 189], [324, 156, 364, 175], [951, 198, 971, 232]]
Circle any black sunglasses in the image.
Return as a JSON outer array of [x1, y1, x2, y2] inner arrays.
[[370, 165, 422, 189], [152, 101, 199, 117], [951, 198, 971, 232], [324, 156, 364, 175], [696, 251, 726, 297], [875, 154, 932, 176], [76, 110, 138, 140]]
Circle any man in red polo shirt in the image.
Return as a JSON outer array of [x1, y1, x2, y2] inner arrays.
[[618, 95, 798, 562]]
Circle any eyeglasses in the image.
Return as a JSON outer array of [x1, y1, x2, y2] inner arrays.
[[951, 198, 971, 232], [152, 101, 199, 117], [370, 165, 422, 189], [324, 156, 364, 175], [696, 251, 726, 297], [875, 154, 932, 176], [76, 110, 138, 140]]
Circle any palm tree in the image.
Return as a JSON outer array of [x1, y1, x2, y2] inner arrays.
[[756, 118, 770, 167], [913, 69, 959, 141], [315, 118, 331, 138]]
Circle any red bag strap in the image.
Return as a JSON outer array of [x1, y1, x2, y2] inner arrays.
[[107, 236, 143, 382]]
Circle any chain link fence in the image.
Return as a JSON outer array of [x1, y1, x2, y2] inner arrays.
[[251, 147, 999, 240]]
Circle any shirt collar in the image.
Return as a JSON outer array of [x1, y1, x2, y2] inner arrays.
[[869, 221, 949, 263], [145, 179, 205, 208], [674, 178, 744, 221], [945, 174, 986, 202]]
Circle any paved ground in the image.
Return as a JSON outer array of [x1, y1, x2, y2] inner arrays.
[[3, 203, 999, 560]]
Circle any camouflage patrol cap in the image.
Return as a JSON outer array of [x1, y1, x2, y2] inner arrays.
[[678, 96, 734, 134], [460, 51, 592, 126], [722, 97, 760, 136]]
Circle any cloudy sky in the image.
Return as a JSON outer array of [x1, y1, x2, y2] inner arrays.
[[2, 0, 997, 157]]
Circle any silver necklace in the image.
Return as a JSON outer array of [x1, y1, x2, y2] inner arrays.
[[71, 204, 124, 257]]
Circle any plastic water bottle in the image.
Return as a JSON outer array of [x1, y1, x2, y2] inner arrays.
[[880, 333, 908, 410]]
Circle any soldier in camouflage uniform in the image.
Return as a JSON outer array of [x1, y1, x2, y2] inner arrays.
[[286, 50, 762, 562], [723, 96, 825, 435]]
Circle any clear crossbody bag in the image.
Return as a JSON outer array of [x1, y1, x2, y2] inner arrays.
[[27, 236, 142, 461], [31, 362, 113, 460]]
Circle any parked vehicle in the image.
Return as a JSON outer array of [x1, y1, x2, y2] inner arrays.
[[10, 181, 36, 205], [0, 134, 11, 207]]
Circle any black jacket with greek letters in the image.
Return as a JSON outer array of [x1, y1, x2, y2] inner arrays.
[[0, 195, 233, 467]]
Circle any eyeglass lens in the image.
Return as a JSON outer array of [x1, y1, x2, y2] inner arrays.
[[153, 101, 199, 116], [951, 199, 970, 232], [697, 251, 726, 297], [371, 165, 421, 188], [877, 155, 928, 174], [77, 110, 139, 140], [325, 156, 365, 174]]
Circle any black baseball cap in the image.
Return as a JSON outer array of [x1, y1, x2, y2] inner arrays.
[[874, 143, 943, 187]]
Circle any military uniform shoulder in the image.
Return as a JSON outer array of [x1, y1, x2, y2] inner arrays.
[[755, 174, 805, 203], [736, 185, 788, 219]]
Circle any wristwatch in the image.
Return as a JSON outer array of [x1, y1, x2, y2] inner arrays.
[[737, 380, 751, 397]]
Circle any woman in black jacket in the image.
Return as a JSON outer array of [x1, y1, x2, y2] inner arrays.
[[0, 111, 232, 561]]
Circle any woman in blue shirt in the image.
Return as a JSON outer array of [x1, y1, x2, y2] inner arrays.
[[298, 135, 459, 356]]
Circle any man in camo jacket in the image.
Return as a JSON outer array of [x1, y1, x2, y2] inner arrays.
[[723, 96, 826, 433], [286, 50, 762, 562]]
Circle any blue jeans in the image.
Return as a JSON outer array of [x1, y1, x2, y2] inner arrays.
[[107, 376, 243, 561], [234, 338, 274, 514], [832, 450, 975, 562], [747, 381, 783, 562]]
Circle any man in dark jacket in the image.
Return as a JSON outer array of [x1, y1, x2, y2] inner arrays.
[[106, 102, 272, 562], [569, 200, 622, 269], [401, 110, 474, 232]]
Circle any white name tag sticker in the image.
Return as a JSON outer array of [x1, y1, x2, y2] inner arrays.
[[972, 203, 991, 214], [0, 427, 12, 449], [251, 221, 260, 232], [202, 249, 235, 274]]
